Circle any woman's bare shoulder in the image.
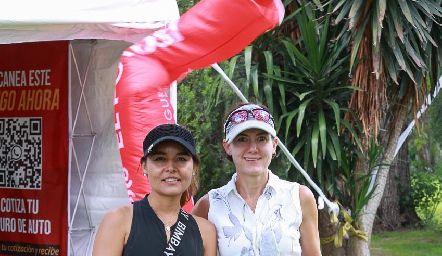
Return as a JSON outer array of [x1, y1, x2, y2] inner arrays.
[[298, 184, 316, 203], [93, 205, 133, 255], [104, 205, 133, 222], [98, 204, 133, 236], [192, 214, 215, 231], [191, 194, 210, 219], [298, 184, 319, 215]]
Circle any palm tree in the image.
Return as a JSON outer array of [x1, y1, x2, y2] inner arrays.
[[332, 0, 442, 254]]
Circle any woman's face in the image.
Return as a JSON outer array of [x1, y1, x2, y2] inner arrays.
[[143, 141, 194, 197], [223, 128, 277, 176]]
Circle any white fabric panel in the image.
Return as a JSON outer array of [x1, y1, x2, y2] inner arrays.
[[0, 0, 179, 44], [0, 25, 159, 45], [69, 40, 132, 255], [1, 0, 179, 24]]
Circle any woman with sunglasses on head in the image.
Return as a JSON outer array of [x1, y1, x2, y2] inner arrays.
[[192, 103, 321, 255], [93, 124, 217, 256]]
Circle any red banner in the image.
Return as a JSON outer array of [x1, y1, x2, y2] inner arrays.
[[114, 61, 176, 203], [0, 41, 69, 256]]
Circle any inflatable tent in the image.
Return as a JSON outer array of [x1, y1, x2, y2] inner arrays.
[[0, 0, 285, 255], [0, 1, 181, 255]]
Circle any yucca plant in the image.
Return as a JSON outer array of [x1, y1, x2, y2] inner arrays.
[[264, 5, 365, 196]]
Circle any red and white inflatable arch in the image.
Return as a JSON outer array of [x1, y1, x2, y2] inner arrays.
[[114, 0, 285, 211]]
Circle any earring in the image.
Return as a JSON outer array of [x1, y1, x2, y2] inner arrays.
[[143, 173, 147, 176], [272, 152, 276, 159], [192, 172, 195, 176]]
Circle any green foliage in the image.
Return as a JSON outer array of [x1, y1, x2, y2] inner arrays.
[[398, 91, 442, 229], [408, 108, 442, 228], [333, 139, 385, 221], [177, 68, 236, 200], [409, 157, 442, 226], [428, 93, 442, 152], [176, 0, 198, 14], [411, 169, 442, 227]]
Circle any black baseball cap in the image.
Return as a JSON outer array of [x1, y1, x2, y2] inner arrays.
[[143, 124, 197, 158]]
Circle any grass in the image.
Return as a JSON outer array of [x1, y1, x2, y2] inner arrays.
[[371, 204, 442, 256], [370, 229, 442, 256]]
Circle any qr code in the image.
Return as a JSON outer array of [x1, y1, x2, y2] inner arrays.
[[0, 118, 42, 189]]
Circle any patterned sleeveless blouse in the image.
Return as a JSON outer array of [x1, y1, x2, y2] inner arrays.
[[208, 171, 302, 256]]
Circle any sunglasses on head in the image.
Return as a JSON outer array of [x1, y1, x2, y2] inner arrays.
[[224, 108, 274, 131]]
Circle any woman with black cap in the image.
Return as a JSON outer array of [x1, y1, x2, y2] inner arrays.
[[192, 103, 321, 255], [93, 124, 217, 256]]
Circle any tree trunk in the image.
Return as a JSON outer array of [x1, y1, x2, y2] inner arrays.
[[373, 126, 410, 231], [372, 156, 402, 231], [319, 207, 348, 256], [349, 106, 408, 255]]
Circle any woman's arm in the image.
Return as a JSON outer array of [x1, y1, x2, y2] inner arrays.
[[192, 194, 217, 255], [299, 185, 322, 256], [193, 215, 217, 256], [92, 205, 132, 256]]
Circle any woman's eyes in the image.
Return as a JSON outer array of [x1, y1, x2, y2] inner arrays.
[[153, 156, 189, 162], [236, 136, 268, 142]]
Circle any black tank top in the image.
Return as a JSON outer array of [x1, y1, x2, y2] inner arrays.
[[122, 195, 204, 256]]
